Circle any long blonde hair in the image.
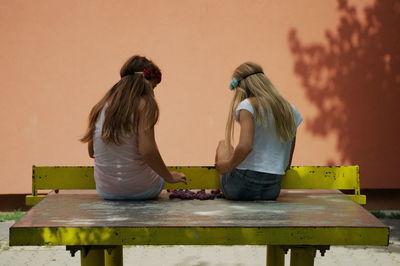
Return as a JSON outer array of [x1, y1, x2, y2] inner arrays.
[[225, 62, 296, 147], [80, 55, 161, 145]]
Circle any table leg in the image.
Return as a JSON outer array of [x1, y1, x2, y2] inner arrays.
[[80, 246, 105, 266], [266, 245, 285, 266], [290, 247, 316, 266], [105, 245, 123, 266]]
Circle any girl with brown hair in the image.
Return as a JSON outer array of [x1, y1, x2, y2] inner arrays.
[[81, 55, 186, 200], [215, 62, 303, 200]]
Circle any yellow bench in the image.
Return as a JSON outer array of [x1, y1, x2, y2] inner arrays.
[[26, 165, 365, 206]]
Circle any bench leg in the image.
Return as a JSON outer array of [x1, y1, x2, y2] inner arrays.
[[290, 247, 316, 266], [266, 245, 285, 266], [80, 246, 105, 266], [105, 245, 123, 266]]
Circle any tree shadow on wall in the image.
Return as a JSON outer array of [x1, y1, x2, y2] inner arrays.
[[288, 0, 400, 188]]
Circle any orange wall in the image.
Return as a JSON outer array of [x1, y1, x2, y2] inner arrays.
[[1, 0, 399, 193]]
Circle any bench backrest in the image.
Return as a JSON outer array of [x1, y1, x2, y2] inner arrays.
[[26, 165, 365, 205]]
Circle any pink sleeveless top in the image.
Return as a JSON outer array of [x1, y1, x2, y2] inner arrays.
[[93, 106, 162, 195]]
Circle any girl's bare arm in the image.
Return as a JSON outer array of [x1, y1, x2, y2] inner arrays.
[[215, 109, 254, 174], [137, 118, 186, 184]]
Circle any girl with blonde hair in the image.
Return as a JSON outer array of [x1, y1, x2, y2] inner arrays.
[[81, 55, 186, 200], [215, 62, 302, 200]]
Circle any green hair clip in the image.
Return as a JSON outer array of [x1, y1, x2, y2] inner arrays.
[[229, 78, 239, 90]]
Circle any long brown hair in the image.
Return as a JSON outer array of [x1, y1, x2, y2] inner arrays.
[[226, 62, 296, 146], [80, 55, 161, 145]]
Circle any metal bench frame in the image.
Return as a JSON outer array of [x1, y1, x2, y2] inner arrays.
[[26, 165, 366, 206]]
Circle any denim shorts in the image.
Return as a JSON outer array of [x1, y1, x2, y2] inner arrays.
[[220, 169, 281, 201], [96, 179, 164, 200]]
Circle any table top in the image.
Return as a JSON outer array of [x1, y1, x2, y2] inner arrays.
[[10, 189, 389, 246]]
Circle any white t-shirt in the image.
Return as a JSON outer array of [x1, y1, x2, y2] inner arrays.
[[93, 106, 162, 195], [235, 99, 303, 175]]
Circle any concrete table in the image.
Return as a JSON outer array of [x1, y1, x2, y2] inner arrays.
[[9, 189, 389, 266]]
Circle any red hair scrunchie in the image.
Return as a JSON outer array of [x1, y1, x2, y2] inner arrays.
[[143, 68, 162, 84]]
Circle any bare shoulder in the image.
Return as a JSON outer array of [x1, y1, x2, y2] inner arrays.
[[239, 109, 253, 117]]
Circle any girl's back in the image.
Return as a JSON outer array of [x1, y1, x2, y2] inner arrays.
[[93, 106, 161, 195], [235, 98, 302, 175]]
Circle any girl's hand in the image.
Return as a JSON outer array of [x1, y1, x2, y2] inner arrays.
[[170, 171, 187, 184], [215, 160, 233, 175]]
